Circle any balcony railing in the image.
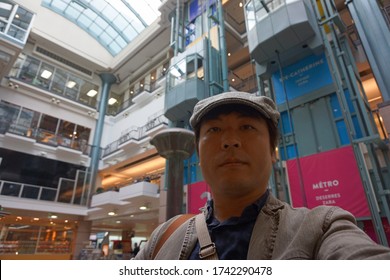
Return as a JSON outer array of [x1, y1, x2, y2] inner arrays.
[[1, 125, 91, 156], [0, 170, 89, 206], [102, 113, 168, 157]]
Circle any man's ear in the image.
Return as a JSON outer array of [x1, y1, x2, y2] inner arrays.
[[271, 150, 277, 164]]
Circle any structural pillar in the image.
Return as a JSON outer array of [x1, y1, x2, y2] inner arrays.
[[150, 128, 195, 220], [86, 73, 116, 206]]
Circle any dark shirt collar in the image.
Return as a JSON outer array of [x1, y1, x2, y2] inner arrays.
[[206, 189, 269, 224]]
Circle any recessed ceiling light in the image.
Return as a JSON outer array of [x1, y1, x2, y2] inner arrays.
[[108, 98, 117, 105], [87, 89, 98, 97], [66, 81, 76, 88], [40, 70, 52, 79]]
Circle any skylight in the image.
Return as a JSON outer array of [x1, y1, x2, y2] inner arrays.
[[41, 0, 162, 56]]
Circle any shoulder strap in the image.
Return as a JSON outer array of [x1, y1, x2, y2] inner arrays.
[[152, 213, 195, 259], [195, 213, 218, 260]]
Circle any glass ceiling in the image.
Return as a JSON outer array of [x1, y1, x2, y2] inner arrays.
[[41, 0, 162, 56]]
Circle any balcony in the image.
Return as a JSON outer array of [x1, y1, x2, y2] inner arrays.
[[88, 181, 160, 220]]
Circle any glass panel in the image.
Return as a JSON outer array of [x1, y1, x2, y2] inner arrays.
[[168, 59, 186, 89], [9, 53, 25, 77], [0, 101, 20, 134], [1, 182, 22, 197], [124, 0, 161, 25], [197, 58, 204, 79], [12, 6, 33, 30], [13, 107, 36, 136], [43, 0, 161, 55], [64, 3, 83, 20], [40, 188, 56, 201], [19, 56, 40, 82], [36, 227, 73, 254], [0, 1, 13, 22], [64, 75, 82, 100], [21, 185, 40, 199], [6, 24, 26, 41], [35, 63, 55, 89], [57, 120, 75, 148], [37, 114, 58, 145], [51, 68, 67, 95], [57, 178, 75, 203], [245, 0, 256, 31], [73, 170, 86, 205], [0, 20, 7, 32], [3, 225, 40, 254], [79, 81, 99, 107]]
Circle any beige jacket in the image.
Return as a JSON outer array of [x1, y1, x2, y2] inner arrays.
[[135, 194, 390, 260]]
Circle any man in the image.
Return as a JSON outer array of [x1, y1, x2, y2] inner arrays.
[[135, 91, 390, 260]]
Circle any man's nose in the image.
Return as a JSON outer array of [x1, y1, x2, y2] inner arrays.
[[221, 131, 241, 149]]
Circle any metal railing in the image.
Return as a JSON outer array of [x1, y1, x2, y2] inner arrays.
[[0, 171, 88, 206], [1, 125, 91, 156], [102, 113, 168, 157]]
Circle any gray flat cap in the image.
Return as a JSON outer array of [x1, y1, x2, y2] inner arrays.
[[190, 91, 280, 129]]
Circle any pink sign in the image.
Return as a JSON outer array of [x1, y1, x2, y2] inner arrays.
[[187, 181, 212, 214], [287, 146, 370, 218]]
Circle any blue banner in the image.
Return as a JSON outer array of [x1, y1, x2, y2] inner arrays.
[[272, 53, 333, 105]]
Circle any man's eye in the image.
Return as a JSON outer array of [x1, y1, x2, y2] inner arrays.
[[241, 125, 255, 130], [208, 127, 221, 133]]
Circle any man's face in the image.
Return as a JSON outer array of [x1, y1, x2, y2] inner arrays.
[[198, 110, 275, 199]]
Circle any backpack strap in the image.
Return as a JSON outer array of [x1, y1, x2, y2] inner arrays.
[[195, 213, 218, 259], [152, 213, 195, 259]]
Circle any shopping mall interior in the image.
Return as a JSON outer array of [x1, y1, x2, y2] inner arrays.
[[1, 0, 390, 259]]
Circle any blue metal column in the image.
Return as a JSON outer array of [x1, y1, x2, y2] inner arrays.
[[217, 0, 229, 92], [87, 73, 116, 206]]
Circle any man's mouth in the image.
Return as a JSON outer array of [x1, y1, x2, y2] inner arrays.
[[220, 159, 246, 167]]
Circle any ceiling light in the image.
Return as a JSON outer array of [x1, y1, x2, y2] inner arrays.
[[108, 98, 117, 105], [87, 89, 98, 97], [239, 2, 243, 8], [50, 214, 57, 219], [108, 211, 116, 216], [66, 81, 76, 88], [116, 220, 121, 223], [40, 70, 52, 79], [139, 202, 150, 211]]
